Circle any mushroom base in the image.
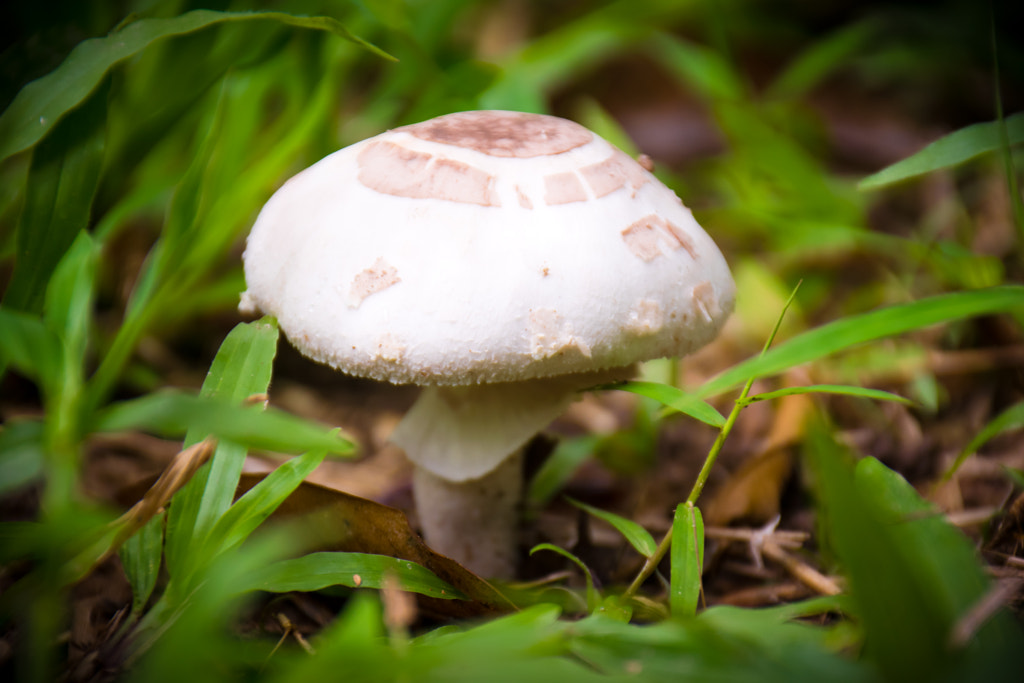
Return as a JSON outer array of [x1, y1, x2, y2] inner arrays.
[[412, 450, 523, 579]]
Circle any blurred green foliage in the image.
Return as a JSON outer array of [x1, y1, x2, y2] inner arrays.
[[1, 0, 1023, 681]]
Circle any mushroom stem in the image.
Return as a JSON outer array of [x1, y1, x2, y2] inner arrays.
[[412, 450, 523, 579]]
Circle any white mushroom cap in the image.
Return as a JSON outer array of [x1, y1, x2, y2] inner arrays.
[[241, 110, 735, 387]]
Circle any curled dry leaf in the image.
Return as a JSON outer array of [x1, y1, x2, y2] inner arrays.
[[100, 438, 218, 566]]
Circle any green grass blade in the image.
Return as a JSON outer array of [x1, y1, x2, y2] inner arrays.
[[943, 401, 1024, 481], [161, 318, 278, 579], [741, 385, 913, 406], [649, 33, 746, 102], [858, 111, 1024, 190], [604, 381, 726, 427], [0, 9, 391, 163], [699, 287, 1024, 398], [243, 552, 466, 600], [129, 527, 300, 677], [43, 231, 98, 369], [3, 86, 106, 313], [669, 502, 703, 618], [124, 82, 226, 323], [530, 543, 599, 612], [566, 497, 657, 558], [576, 99, 640, 156], [92, 390, 352, 455], [195, 318, 279, 407], [119, 512, 165, 618], [204, 449, 327, 557]]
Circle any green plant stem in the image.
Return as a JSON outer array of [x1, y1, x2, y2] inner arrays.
[[623, 282, 801, 600], [623, 376, 755, 599]]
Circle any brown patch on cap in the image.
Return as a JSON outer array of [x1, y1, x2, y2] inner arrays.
[[357, 141, 499, 206], [401, 111, 592, 158], [528, 309, 591, 359], [580, 150, 650, 198], [692, 281, 718, 322], [515, 184, 533, 209], [626, 299, 664, 335], [544, 172, 588, 205], [636, 154, 655, 172], [665, 223, 697, 259], [621, 215, 698, 262], [348, 257, 401, 308]]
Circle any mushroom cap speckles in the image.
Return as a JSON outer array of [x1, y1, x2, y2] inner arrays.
[[241, 110, 735, 385], [348, 257, 400, 308]]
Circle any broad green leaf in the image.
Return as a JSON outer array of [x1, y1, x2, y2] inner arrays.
[[857, 456, 1024, 679], [243, 552, 465, 600], [566, 497, 657, 558], [119, 512, 165, 618], [670, 502, 703, 618], [526, 435, 599, 510], [0, 9, 392, 162], [855, 459, 993, 617], [699, 287, 1024, 398], [0, 308, 63, 394], [697, 599, 856, 652], [530, 543, 598, 612], [741, 384, 912, 406], [3, 85, 106, 313], [0, 420, 45, 496], [568, 598, 869, 682], [859, 111, 1024, 190], [604, 381, 726, 426], [414, 603, 567, 668], [804, 425, 1024, 681], [944, 401, 1024, 480], [204, 449, 327, 558], [804, 426, 942, 680], [594, 595, 633, 623]]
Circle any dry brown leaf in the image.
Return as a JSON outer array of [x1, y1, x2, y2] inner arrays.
[[704, 448, 794, 527], [704, 381, 813, 527], [84, 438, 218, 578]]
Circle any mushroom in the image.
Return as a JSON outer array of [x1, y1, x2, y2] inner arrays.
[[241, 110, 735, 578]]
